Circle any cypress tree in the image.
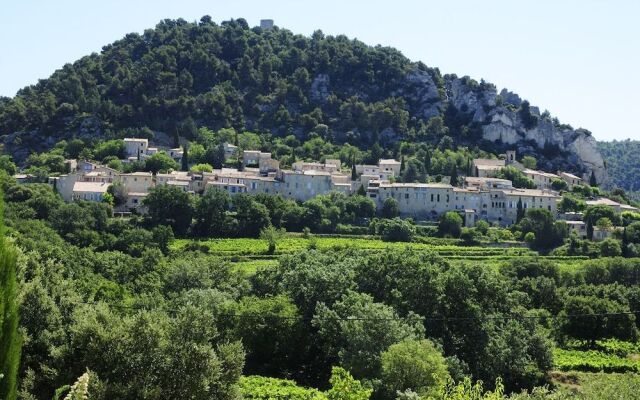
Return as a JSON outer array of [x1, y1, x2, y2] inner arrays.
[[0, 194, 20, 400], [589, 170, 597, 187], [357, 184, 366, 196], [181, 144, 189, 171], [450, 164, 459, 187], [351, 162, 357, 181], [423, 149, 431, 175], [173, 128, 180, 149], [400, 155, 405, 173], [516, 198, 525, 223]]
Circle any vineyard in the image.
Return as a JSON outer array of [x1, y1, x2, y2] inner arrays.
[[172, 236, 591, 274], [554, 340, 640, 373]]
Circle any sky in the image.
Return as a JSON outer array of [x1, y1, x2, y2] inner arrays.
[[1, 0, 638, 141]]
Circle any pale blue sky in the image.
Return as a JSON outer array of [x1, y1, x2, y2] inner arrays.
[[1, 0, 638, 141]]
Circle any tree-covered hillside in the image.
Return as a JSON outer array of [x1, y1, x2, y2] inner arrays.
[[598, 140, 640, 196], [0, 17, 605, 179]]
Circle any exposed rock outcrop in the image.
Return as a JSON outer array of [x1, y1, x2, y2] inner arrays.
[[432, 76, 608, 185]]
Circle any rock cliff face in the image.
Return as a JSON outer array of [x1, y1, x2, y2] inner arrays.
[[398, 67, 607, 185]]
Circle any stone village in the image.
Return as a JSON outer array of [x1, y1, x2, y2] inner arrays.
[[44, 138, 637, 236]]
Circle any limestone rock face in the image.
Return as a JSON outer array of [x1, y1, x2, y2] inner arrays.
[[310, 74, 330, 103], [447, 78, 497, 123], [400, 68, 442, 119], [482, 111, 519, 145], [434, 76, 608, 185], [499, 89, 522, 107], [566, 131, 607, 185]]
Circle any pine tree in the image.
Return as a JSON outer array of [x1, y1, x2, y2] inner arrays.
[[589, 170, 597, 187], [450, 164, 459, 186], [0, 194, 20, 400], [181, 144, 189, 171]]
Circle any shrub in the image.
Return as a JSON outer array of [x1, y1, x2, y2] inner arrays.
[[438, 212, 463, 238], [379, 218, 415, 242]]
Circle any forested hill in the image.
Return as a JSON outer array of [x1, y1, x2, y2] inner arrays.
[[0, 17, 606, 182], [598, 139, 640, 195]]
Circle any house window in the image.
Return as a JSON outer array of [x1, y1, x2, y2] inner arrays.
[[437, 194, 440, 202]]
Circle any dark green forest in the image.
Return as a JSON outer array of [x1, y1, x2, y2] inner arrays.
[[0, 17, 573, 169], [598, 140, 640, 197]]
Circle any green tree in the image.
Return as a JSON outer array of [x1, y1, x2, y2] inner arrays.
[[558, 194, 585, 213], [144, 152, 179, 174], [516, 198, 525, 222], [449, 163, 459, 187], [551, 178, 568, 191], [205, 143, 226, 169], [521, 156, 537, 170], [600, 238, 622, 257], [0, 195, 20, 400], [475, 220, 490, 235], [380, 339, 450, 398], [260, 225, 286, 254], [194, 188, 231, 237], [438, 211, 463, 238], [519, 208, 567, 249], [0, 156, 17, 176], [561, 295, 636, 345], [143, 184, 194, 235], [313, 291, 424, 379], [69, 305, 244, 399], [378, 218, 415, 242], [496, 167, 535, 189], [584, 205, 620, 239], [381, 197, 399, 219], [234, 194, 271, 238], [181, 144, 189, 171], [231, 295, 301, 376], [326, 367, 372, 400], [190, 163, 214, 173]]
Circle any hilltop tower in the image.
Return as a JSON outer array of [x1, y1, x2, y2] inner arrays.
[[260, 19, 274, 30]]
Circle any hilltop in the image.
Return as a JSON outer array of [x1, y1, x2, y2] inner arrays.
[[0, 17, 606, 184]]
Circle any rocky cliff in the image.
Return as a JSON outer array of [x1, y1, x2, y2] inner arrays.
[[397, 67, 607, 184]]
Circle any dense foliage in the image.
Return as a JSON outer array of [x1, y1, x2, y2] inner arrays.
[[598, 140, 640, 197], [0, 16, 580, 179], [3, 170, 640, 399], [0, 196, 21, 400]]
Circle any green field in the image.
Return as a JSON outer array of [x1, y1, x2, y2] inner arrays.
[[172, 236, 592, 276], [172, 236, 540, 257], [554, 340, 640, 374]]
